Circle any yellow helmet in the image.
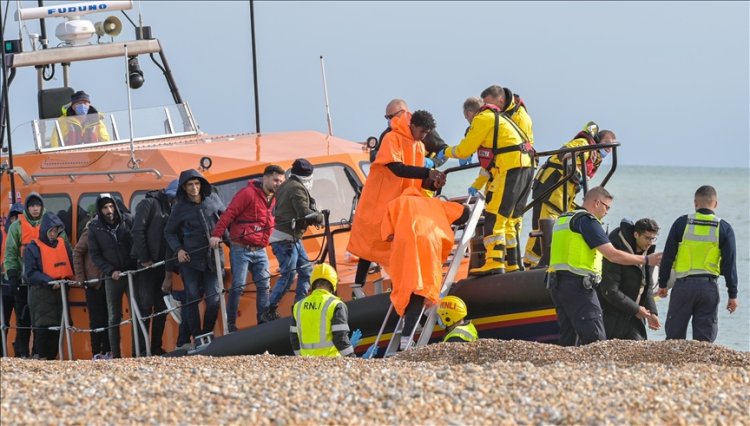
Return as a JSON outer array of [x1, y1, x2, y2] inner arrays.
[[583, 121, 599, 138], [437, 296, 467, 327], [310, 263, 338, 292]]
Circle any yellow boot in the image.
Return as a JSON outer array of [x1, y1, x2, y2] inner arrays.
[[469, 258, 506, 276]]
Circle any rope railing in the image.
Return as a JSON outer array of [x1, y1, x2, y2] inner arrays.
[[0, 212, 352, 359]]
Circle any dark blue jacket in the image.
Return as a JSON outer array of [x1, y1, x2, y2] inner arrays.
[[164, 169, 225, 272], [88, 194, 135, 277], [24, 213, 72, 327], [658, 208, 738, 299]]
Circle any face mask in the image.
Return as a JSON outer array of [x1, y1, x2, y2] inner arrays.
[[599, 148, 609, 159], [73, 103, 90, 116]]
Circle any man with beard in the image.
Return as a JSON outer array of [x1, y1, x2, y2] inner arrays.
[[210, 165, 285, 329], [598, 218, 661, 340], [88, 193, 135, 358]]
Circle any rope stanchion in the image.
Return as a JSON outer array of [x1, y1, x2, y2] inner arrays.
[[0, 286, 7, 357], [125, 272, 146, 357], [213, 247, 228, 336], [59, 281, 74, 359]]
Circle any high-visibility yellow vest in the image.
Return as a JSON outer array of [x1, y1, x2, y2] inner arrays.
[[443, 322, 478, 342], [548, 209, 603, 277], [674, 212, 721, 278], [292, 289, 344, 357]]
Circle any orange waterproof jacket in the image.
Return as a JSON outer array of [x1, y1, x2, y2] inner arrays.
[[381, 187, 465, 316], [347, 112, 426, 266]]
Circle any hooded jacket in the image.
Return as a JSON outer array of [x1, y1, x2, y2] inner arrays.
[[72, 224, 102, 283], [597, 219, 658, 340], [87, 194, 135, 277], [24, 212, 72, 327], [272, 175, 322, 240], [164, 169, 225, 271], [131, 189, 174, 264], [3, 193, 68, 275]]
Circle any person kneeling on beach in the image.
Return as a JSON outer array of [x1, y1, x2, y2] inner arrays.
[[437, 296, 478, 343], [289, 263, 358, 357]]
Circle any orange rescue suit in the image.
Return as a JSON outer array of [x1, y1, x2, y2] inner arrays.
[[347, 112, 426, 266], [381, 187, 465, 316], [38, 237, 74, 279]]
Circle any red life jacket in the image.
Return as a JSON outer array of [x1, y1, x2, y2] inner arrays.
[[37, 237, 74, 280], [18, 215, 40, 258], [573, 131, 602, 179]]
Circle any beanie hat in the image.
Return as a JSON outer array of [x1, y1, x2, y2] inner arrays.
[[165, 179, 179, 198], [71, 90, 90, 104], [291, 159, 314, 177]]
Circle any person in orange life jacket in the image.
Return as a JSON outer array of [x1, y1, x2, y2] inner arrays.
[[523, 123, 617, 268], [1, 202, 24, 356], [437, 85, 535, 275], [3, 193, 67, 357], [657, 185, 738, 343], [87, 194, 136, 358], [210, 165, 286, 329], [381, 187, 469, 350], [597, 218, 661, 341], [547, 187, 663, 346], [349, 109, 446, 298], [50, 91, 110, 148], [23, 212, 73, 360]]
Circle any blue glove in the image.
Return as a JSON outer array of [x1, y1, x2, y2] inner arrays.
[[435, 148, 447, 163], [424, 157, 435, 168], [459, 155, 473, 166], [349, 329, 362, 347], [468, 187, 479, 197]]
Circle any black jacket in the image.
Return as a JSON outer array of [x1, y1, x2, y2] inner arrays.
[[164, 169, 225, 272], [88, 194, 135, 276], [597, 219, 658, 340], [24, 213, 72, 327], [131, 189, 172, 264]]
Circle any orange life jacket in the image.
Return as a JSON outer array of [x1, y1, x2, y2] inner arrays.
[[18, 215, 40, 258], [37, 237, 73, 280]]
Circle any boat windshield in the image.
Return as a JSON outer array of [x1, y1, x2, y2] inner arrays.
[[13, 103, 198, 153]]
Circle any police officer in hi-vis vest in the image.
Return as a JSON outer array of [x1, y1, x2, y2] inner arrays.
[[547, 187, 663, 346], [289, 263, 360, 357], [657, 185, 738, 342]]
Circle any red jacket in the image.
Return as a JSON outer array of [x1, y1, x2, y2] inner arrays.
[[212, 180, 275, 247]]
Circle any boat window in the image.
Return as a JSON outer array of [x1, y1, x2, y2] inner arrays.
[[19, 103, 198, 154], [130, 191, 151, 213], [308, 163, 360, 225], [359, 161, 371, 177], [439, 159, 481, 201], [77, 192, 125, 241], [214, 177, 258, 207], [40, 194, 72, 240]]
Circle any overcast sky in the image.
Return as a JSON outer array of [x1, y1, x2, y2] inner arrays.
[[4, 1, 749, 168]]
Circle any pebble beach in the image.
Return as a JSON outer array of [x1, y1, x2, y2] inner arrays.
[[1, 339, 748, 425]]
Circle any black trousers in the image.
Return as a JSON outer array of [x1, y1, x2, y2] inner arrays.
[[13, 285, 32, 357], [34, 328, 59, 360], [85, 284, 110, 356], [135, 266, 167, 354]]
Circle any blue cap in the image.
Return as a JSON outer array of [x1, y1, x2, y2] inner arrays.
[[165, 179, 179, 197]]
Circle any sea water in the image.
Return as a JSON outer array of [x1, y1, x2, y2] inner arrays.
[[442, 164, 749, 351]]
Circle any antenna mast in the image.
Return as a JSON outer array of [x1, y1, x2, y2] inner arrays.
[[320, 55, 333, 137]]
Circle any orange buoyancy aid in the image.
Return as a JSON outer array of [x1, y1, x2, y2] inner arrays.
[[19, 215, 41, 258], [38, 237, 74, 280]]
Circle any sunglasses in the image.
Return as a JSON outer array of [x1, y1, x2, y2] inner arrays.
[[385, 109, 405, 120], [598, 199, 611, 212]]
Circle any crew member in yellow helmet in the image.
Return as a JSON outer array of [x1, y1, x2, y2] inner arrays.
[[547, 187, 662, 346], [437, 296, 478, 343], [289, 263, 360, 357], [657, 185, 738, 342], [523, 122, 618, 268]]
